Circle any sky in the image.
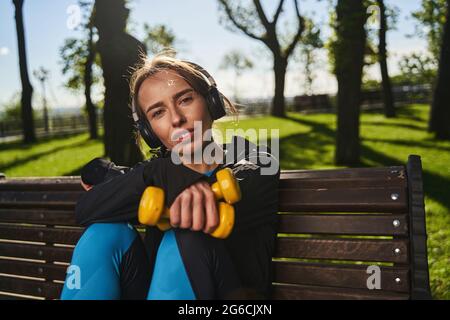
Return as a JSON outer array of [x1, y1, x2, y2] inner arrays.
[[0, 0, 428, 111]]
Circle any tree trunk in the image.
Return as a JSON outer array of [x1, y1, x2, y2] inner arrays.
[[13, 0, 36, 143], [335, 0, 367, 166], [84, 22, 98, 140], [429, 0, 450, 140], [271, 56, 287, 117], [94, 0, 145, 166], [378, 0, 395, 118]]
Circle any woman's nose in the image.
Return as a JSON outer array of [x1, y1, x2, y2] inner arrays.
[[171, 106, 186, 127]]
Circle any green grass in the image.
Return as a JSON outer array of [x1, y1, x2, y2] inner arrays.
[[1, 104, 449, 299], [0, 133, 103, 177]]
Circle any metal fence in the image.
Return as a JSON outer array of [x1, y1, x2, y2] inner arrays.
[[0, 113, 103, 142]]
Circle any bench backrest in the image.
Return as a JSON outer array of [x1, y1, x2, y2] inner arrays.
[[0, 155, 432, 299]]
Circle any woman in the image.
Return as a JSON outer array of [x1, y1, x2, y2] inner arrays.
[[61, 54, 280, 300]]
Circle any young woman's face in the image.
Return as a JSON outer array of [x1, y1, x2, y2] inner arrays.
[[137, 69, 213, 154]]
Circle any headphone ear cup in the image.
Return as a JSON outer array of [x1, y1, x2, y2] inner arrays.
[[206, 87, 226, 120], [139, 119, 163, 149]]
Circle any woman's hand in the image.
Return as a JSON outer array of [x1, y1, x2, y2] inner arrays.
[[169, 180, 219, 234]]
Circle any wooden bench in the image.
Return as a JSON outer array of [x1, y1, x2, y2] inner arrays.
[[0, 155, 432, 300]]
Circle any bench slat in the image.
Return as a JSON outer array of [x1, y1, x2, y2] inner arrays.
[[0, 293, 35, 300], [279, 166, 404, 180], [0, 259, 67, 281], [0, 177, 81, 191], [0, 276, 62, 300], [279, 187, 407, 212], [277, 213, 408, 235], [274, 237, 409, 263], [0, 191, 81, 208], [0, 243, 73, 262], [273, 261, 409, 292], [0, 225, 82, 245], [272, 283, 409, 300], [0, 209, 77, 226]]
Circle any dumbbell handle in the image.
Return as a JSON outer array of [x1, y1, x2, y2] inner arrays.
[[138, 186, 235, 239]]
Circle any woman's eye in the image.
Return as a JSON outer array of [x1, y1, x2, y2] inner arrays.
[[179, 96, 193, 105], [151, 109, 164, 119]]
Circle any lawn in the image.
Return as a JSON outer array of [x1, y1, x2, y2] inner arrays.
[[1, 104, 449, 299]]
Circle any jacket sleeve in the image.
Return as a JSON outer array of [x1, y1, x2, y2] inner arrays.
[[75, 157, 207, 227], [75, 161, 155, 226]]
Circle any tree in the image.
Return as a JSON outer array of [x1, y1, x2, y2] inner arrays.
[[397, 52, 437, 85], [295, 17, 323, 95], [412, 0, 448, 63], [217, 0, 305, 117], [93, 0, 146, 166], [60, 1, 99, 139], [375, 0, 396, 117], [12, 0, 36, 143], [220, 50, 254, 102], [429, 0, 450, 139], [143, 24, 177, 55], [33, 67, 50, 133], [334, 0, 368, 166]]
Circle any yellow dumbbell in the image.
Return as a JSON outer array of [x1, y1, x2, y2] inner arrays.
[[210, 168, 241, 204], [138, 168, 241, 239]]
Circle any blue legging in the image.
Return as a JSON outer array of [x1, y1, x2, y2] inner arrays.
[[61, 223, 197, 300], [60, 223, 150, 300]]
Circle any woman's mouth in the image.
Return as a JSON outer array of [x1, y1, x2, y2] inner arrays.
[[173, 129, 194, 144]]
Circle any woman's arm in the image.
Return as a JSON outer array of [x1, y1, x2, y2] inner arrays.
[[75, 157, 207, 227]]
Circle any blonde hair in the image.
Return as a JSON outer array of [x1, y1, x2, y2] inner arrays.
[[129, 51, 239, 153]]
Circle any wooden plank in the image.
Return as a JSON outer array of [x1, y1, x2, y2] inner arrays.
[[279, 178, 406, 189], [0, 177, 82, 192], [0, 191, 81, 208], [279, 166, 405, 180], [0, 209, 77, 226], [0, 243, 73, 262], [277, 213, 408, 235], [0, 293, 35, 300], [0, 276, 62, 300], [0, 259, 67, 281], [278, 187, 407, 212], [274, 237, 409, 263], [0, 225, 82, 245], [273, 261, 410, 292], [279, 166, 406, 189], [406, 155, 432, 299], [272, 283, 409, 300]]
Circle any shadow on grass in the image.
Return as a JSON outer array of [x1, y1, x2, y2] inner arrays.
[[0, 138, 96, 173], [0, 132, 99, 152], [360, 121, 426, 131], [281, 114, 450, 211], [280, 115, 336, 169], [363, 138, 450, 152]]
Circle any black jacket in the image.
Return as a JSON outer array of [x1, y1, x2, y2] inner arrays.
[[75, 136, 280, 298]]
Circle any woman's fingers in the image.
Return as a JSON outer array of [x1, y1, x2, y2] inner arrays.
[[169, 197, 181, 228], [179, 190, 193, 229], [168, 180, 219, 234], [196, 182, 219, 234], [190, 184, 205, 231]]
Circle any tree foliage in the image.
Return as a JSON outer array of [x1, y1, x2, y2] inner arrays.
[[412, 0, 449, 62]]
